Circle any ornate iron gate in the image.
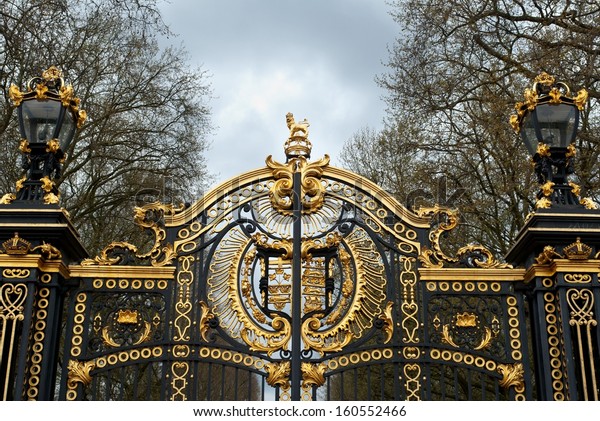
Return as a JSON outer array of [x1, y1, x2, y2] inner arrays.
[[2, 113, 600, 401], [47, 115, 528, 401]]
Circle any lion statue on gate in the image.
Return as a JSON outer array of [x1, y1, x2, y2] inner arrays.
[[286, 112, 309, 138]]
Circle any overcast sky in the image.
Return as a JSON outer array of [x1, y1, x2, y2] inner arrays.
[[159, 0, 398, 186]]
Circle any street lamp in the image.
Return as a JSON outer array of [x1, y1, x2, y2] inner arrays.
[[5, 66, 86, 204], [510, 72, 589, 209]]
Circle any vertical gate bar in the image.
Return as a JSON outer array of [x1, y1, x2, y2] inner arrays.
[[12, 283, 35, 401], [586, 324, 598, 400], [291, 169, 302, 401]]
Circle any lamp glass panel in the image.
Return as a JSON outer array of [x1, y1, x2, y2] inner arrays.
[[58, 109, 76, 149], [520, 112, 538, 156], [20, 99, 62, 143], [535, 103, 577, 148]]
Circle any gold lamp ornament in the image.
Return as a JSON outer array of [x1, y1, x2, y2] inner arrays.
[[3, 66, 86, 204], [510, 73, 593, 209]]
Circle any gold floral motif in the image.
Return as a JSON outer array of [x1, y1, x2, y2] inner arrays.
[[117, 309, 138, 324], [15, 176, 26, 192], [541, 181, 555, 197], [0, 193, 15, 204], [580, 197, 598, 210], [19, 139, 31, 153], [535, 197, 552, 209], [265, 154, 329, 215], [67, 359, 96, 389], [455, 312, 477, 327], [497, 363, 525, 391], [301, 362, 327, 388], [8, 84, 24, 106], [43, 192, 60, 205], [265, 361, 291, 388]]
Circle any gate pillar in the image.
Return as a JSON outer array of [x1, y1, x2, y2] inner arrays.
[[507, 209, 600, 400], [0, 204, 87, 400], [0, 67, 87, 400]]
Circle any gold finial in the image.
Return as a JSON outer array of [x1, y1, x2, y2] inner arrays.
[[284, 112, 312, 160], [42, 66, 63, 81], [534, 72, 555, 87]]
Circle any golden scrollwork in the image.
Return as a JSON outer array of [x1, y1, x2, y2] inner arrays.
[[497, 363, 525, 391], [82, 201, 183, 267], [301, 362, 327, 388], [100, 310, 152, 348], [81, 241, 138, 265], [265, 153, 330, 216], [379, 301, 394, 344], [2, 268, 31, 279], [299, 227, 387, 355], [301, 317, 352, 353], [439, 312, 497, 351], [199, 301, 215, 342], [417, 206, 511, 269], [567, 288, 595, 326], [0, 283, 28, 320], [173, 255, 194, 342], [170, 361, 189, 401], [265, 361, 291, 389], [404, 363, 422, 401], [564, 274, 592, 284], [67, 359, 96, 389]]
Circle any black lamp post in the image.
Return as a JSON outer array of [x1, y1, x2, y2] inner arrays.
[[510, 72, 590, 209], [5, 66, 86, 204]]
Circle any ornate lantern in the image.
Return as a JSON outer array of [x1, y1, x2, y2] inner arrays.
[[5, 66, 86, 204], [510, 73, 590, 209]]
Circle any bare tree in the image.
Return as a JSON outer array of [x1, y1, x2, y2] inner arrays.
[[341, 0, 600, 255], [0, 0, 213, 253]]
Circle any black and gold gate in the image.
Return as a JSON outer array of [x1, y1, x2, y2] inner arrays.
[[44, 114, 532, 401], [1, 99, 600, 400]]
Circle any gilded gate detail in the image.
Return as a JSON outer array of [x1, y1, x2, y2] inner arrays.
[[2, 113, 600, 401]]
